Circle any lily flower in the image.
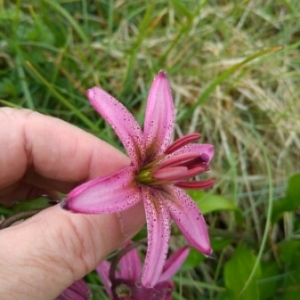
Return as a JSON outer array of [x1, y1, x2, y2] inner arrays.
[[56, 279, 91, 300], [62, 71, 214, 287], [96, 242, 190, 300]]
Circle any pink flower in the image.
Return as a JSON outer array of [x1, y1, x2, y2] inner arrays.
[[96, 242, 189, 300], [55, 279, 91, 300], [62, 71, 214, 287]]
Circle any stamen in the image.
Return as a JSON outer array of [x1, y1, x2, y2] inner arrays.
[[154, 165, 208, 182], [165, 133, 201, 154], [200, 153, 210, 163], [175, 179, 215, 189], [153, 166, 188, 181], [181, 166, 209, 180], [160, 152, 200, 169], [184, 157, 210, 169]]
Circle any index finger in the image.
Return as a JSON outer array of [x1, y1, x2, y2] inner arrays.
[[0, 108, 129, 194]]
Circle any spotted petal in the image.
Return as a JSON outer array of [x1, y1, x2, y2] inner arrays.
[[144, 71, 175, 159], [87, 87, 145, 168], [141, 187, 171, 287], [62, 166, 141, 213], [164, 186, 212, 255]]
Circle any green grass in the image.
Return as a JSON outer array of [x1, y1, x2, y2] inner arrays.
[[1, 0, 300, 299]]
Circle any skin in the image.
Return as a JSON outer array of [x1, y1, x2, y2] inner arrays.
[[0, 108, 145, 299]]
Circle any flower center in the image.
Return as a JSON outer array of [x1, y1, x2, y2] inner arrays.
[[137, 169, 154, 184], [137, 133, 214, 189]]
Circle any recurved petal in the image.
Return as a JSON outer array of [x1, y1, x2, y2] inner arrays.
[[86, 87, 145, 168], [55, 279, 91, 300], [168, 144, 214, 163], [120, 246, 142, 281], [96, 261, 113, 299], [159, 246, 189, 283], [144, 71, 175, 159], [164, 186, 212, 256], [62, 166, 141, 214], [141, 187, 171, 287]]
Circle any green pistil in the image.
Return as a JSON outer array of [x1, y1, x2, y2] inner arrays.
[[137, 169, 153, 184]]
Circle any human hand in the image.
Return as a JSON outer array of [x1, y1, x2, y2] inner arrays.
[[0, 108, 145, 299]]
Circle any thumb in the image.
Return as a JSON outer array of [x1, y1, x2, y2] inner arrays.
[[0, 201, 145, 300]]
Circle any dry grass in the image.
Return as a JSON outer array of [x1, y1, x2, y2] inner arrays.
[[1, 0, 300, 298]]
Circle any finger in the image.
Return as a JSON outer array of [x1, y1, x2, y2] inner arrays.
[[0, 108, 129, 203], [0, 201, 145, 300]]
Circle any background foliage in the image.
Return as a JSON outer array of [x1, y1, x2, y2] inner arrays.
[[1, 0, 300, 299]]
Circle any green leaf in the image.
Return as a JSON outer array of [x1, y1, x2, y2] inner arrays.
[[278, 240, 300, 263], [272, 173, 300, 221], [171, 0, 193, 19], [180, 247, 204, 272], [211, 237, 231, 252], [285, 173, 300, 207], [13, 196, 53, 212], [189, 190, 237, 214], [278, 240, 300, 300], [224, 245, 261, 300], [0, 204, 13, 216], [258, 261, 280, 300]]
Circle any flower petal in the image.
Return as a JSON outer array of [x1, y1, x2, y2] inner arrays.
[[164, 186, 212, 255], [169, 144, 214, 163], [55, 279, 91, 300], [96, 261, 113, 299], [144, 71, 175, 159], [86, 87, 145, 168], [120, 246, 142, 281], [141, 187, 171, 287], [127, 280, 174, 300], [62, 166, 141, 213], [159, 246, 189, 283]]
